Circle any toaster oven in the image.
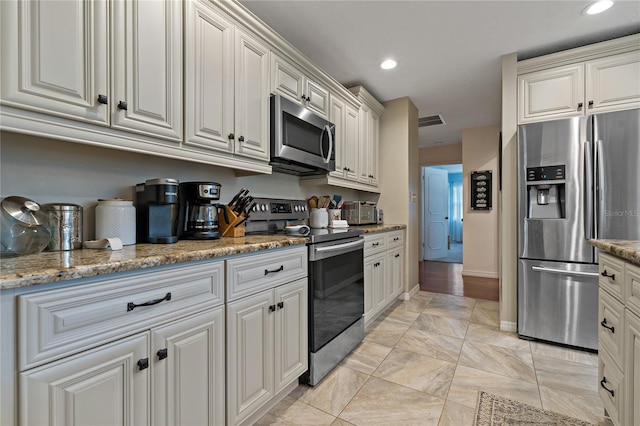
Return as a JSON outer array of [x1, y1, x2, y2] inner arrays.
[[342, 201, 377, 225]]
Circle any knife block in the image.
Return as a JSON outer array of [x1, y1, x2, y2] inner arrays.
[[218, 206, 246, 237]]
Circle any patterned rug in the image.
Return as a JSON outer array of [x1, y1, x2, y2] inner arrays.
[[474, 391, 596, 426]]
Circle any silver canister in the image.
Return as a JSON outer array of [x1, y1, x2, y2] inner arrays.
[[42, 203, 83, 251]]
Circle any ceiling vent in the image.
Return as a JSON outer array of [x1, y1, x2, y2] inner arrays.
[[418, 114, 446, 127]]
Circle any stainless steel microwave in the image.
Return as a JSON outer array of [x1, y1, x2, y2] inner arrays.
[[270, 94, 336, 175]]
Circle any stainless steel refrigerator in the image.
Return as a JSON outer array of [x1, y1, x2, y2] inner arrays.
[[517, 108, 640, 351]]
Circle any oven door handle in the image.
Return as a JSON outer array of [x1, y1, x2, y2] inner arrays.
[[311, 238, 364, 260]]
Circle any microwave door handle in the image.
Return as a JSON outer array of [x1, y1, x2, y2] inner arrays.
[[325, 124, 334, 164]]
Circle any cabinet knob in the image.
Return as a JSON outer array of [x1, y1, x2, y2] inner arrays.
[[137, 358, 149, 371], [277, 301, 284, 310], [344, 167, 350, 172], [97, 94, 108, 105], [577, 102, 583, 111], [118, 101, 128, 110], [157, 348, 168, 360], [269, 304, 276, 312], [588, 100, 594, 109], [228, 133, 235, 140], [238, 136, 245, 142]]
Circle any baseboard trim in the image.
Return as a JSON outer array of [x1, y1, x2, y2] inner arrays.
[[400, 283, 420, 300], [462, 269, 499, 279], [500, 321, 517, 332]]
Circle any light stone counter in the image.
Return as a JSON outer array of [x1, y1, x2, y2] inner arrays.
[[350, 224, 407, 234], [588, 239, 640, 266], [0, 235, 308, 290]]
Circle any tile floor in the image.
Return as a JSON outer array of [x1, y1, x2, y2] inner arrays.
[[256, 290, 612, 426]]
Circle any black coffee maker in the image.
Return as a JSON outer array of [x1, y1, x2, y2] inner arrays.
[[135, 178, 180, 244], [178, 182, 222, 239]]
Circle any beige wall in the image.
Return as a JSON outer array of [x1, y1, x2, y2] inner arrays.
[[419, 143, 462, 166], [500, 53, 518, 331], [378, 97, 420, 294], [0, 132, 360, 239], [462, 125, 500, 279]]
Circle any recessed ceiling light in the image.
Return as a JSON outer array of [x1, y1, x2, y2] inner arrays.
[[583, 0, 613, 15], [380, 59, 397, 70]]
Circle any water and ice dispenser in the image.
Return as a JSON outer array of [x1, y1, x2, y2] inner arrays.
[[525, 165, 566, 219]]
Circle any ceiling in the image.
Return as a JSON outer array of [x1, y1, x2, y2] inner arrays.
[[240, 0, 640, 148]]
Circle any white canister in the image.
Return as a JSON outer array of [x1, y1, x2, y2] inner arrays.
[[95, 199, 136, 245], [309, 208, 329, 229]]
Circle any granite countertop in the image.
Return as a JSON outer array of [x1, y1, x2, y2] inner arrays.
[[0, 235, 308, 291], [351, 224, 407, 234], [589, 239, 640, 266]]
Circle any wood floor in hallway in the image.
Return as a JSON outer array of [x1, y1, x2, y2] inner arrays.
[[420, 261, 499, 301]]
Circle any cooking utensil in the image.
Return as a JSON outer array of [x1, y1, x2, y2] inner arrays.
[[308, 196, 318, 209], [0, 196, 51, 257]]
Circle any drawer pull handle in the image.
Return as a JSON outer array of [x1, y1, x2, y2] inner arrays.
[[137, 358, 149, 371], [372, 242, 380, 247], [600, 377, 614, 397], [393, 237, 399, 241], [601, 270, 615, 280], [277, 301, 284, 309], [269, 304, 277, 312], [264, 265, 284, 275], [127, 292, 172, 311], [395, 254, 400, 258], [600, 319, 615, 334], [157, 348, 168, 360]]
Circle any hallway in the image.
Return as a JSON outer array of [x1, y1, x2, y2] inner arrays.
[[419, 261, 499, 301]]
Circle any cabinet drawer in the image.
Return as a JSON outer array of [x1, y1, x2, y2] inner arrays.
[[364, 233, 386, 257], [386, 230, 405, 249], [598, 348, 624, 426], [599, 253, 625, 301], [598, 288, 625, 368], [226, 246, 307, 302], [625, 263, 640, 315], [19, 260, 224, 370]]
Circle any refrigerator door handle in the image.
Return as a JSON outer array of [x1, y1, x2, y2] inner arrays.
[[594, 139, 603, 239], [583, 140, 594, 240], [531, 266, 599, 277]]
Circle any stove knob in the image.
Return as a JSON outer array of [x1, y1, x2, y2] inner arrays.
[[294, 205, 299, 212], [252, 205, 258, 212], [260, 204, 267, 212], [301, 205, 306, 211]]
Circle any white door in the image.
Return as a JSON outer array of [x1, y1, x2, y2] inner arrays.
[[151, 307, 225, 426], [423, 167, 449, 260], [184, 0, 235, 153], [344, 104, 360, 181], [226, 289, 274, 425], [274, 279, 308, 392], [329, 96, 346, 178], [20, 333, 149, 426], [111, 0, 182, 141], [387, 247, 404, 303]]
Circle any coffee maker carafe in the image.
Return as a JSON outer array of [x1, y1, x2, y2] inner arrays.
[[178, 182, 222, 239], [135, 178, 180, 244]]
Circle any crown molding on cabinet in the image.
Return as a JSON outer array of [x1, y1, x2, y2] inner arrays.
[[348, 85, 386, 115], [517, 33, 640, 74]]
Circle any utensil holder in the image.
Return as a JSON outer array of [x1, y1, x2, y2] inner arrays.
[[218, 206, 246, 237]]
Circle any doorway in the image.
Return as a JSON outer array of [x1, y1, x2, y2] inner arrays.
[[421, 164, 463, 264]]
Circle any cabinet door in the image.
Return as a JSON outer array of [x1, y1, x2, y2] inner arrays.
[[111, 0, 182, 141], [329, 95, 346, 178], [387, 247, 404, 303], [305, 78, 329, 118], [20, 333, 149, 426], [0, 0, 109, 125], [373, 254, 387, 313], [586, 50, 640, 114], [271, 53, 305, 105], [518, 63, 584, 124], [151, 307, 225, 426], [626, 310, 640, 426], [363, 255, 375, 322], [234, 28, 270, 160], [358, 105, 371, 184], [227, 290, 274, 425], [344, 104, 360, 181], [274, 278, 308, 392], [184, 0, 235, 153], [369, 110, 380, 186]]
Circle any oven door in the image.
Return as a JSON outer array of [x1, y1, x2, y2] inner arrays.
[[308, 237, 364, 353]]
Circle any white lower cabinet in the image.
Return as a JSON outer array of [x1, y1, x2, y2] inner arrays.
[[16, 260, 226, 426], [226, 246, 308, 425], [364, 229, 405, 325], [625, 309, 640, 426]]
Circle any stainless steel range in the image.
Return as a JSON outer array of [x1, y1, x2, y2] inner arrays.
[[245, 198, 365, 386]]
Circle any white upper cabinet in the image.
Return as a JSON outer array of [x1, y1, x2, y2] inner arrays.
[[349, 86, 384, 188], [586, 50, 640, 114], [329, 95, 359, 181], [518, 49, 640, 124], [234, 28, 270, 161], [271, 52, 329, 118], [1, 0, 182, 141], [0, 0, 109, 125]]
